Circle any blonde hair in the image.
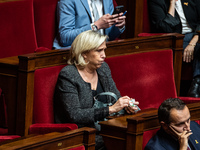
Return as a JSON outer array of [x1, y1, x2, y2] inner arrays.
[[68, 30, 108, 67]]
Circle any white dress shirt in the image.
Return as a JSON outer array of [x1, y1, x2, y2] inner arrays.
[[175, 0, 192, 34], [88, 0, 104, 34]]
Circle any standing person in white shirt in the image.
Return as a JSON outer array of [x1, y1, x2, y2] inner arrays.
[[148, 0, 200, 97], [53, 0, 126, 49]]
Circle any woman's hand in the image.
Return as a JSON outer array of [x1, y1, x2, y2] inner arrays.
[[109, 96, 139, 114], [125, 101, 139, 114]]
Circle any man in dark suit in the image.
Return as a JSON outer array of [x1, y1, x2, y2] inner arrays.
[[145, 98, 200, 150], [148, 0, 200, 97]]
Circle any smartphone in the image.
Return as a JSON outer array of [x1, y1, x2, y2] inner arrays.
[[113, 5, 124, 14]]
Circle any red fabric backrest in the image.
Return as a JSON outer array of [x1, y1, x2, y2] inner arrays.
[[142, 128, 159, 149], [0, 0, 37, 58], [143, 0, 150, 33], [33, 0, 59, 49], [33, 65, 66, 123], [105, 50, 177, 110]]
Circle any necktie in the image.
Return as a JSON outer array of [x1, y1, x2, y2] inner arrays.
[[91, 0, 99, 22]]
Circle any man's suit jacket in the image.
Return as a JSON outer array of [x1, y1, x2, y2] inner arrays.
[[148, 0, 200, 33], [53, 0, 122, 49], [145, 121, 200, 150]]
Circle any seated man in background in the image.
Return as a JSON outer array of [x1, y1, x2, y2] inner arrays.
[[53, 0, 126, 49], [145, 98, 200, 150], [148, 0, 200, 97]]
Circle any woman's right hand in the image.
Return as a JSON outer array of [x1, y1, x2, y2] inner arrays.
[[109, 96, 140, 114], [109, 96, 130, 114]]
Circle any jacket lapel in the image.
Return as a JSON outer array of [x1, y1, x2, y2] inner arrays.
[[80, 0, 92, 20], [97, 66, 112, 102], [97, 68, 109, 92], [102, 0, 108, 14], [189, 133, 200, 149], [181, 0, 190, 20]]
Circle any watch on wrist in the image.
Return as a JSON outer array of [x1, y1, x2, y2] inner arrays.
[[91, 23, 98, 31]]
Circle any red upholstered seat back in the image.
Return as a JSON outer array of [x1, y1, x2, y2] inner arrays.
[[33, 65, 66, 123], [105, 50, 177, 110], [0, 0, 37, 58], [142, 128, 159, 149], [138, 0, 164, 37], [33, 0, 59, 49]]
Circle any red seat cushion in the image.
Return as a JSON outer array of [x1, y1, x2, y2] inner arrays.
[[138, 33, 164, 37], [105, 50, 177, 109], [0, 0, 37, 58], [29, 123, 78, 134], [0, 135, 20, 143], [69, 145, 85, 150]]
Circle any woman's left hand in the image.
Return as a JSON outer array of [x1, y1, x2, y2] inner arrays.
[[125, 101, 139, 114]]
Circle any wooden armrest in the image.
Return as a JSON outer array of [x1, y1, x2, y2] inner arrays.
[[0, 127, 96, 150]]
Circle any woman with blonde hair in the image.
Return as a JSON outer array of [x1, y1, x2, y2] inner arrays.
[[54, 30, 139, 150]]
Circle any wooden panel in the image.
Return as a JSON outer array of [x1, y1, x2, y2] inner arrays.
[[0, 57, 18, 134], [0, 127, 96, 150]]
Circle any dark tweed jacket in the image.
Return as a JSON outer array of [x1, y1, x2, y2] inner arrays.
[[54, 62, 121, 128]]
